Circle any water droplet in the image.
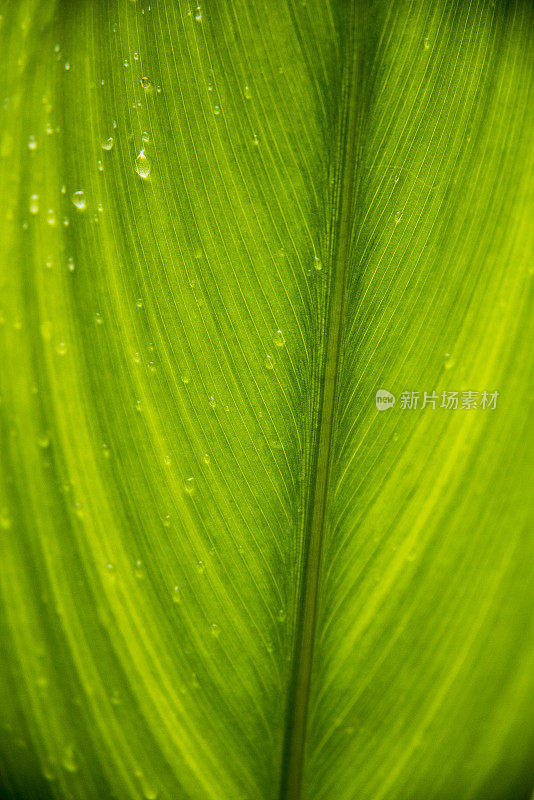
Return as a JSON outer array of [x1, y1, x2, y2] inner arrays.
[[133, 51, 140, 61], [265, 354, 273, 369], [252, 133, 259, 146], [136, 298, 143, 308], [210, 623, 220, 638], [140, 76, 151, 89], [95, 311, 103, 325], [61, 745, 78, 773], [208, 396, 217, 409], [213, 105, 220, 115], [71, 190, 86, 210], [395, 211, 402, 224], [135, 148, 151, 178], [196, 560, 205, 573], [141, 130, 150, 143], [37, 433, 50, 448], [101, 136, 114, 150], [134, 560, 144, 580], [46, 209, 56, 226], [42, 761, 56, 781], [424, 37, 430, 50], [184, 477, 195, 494], [394, 174, 399, 183], [277, 608, 286, 623], [110, 689, 121, 706], [0, 508, 12, 530], [106, 562, 115, 574], [55, 341, 67, 356], [102, 443, 110, 458], [67, 256, 75, 271], [142, 784, 158, 800], [182, 374, 190, 385], [163, 455, 172, 466], [28, 134, 37, 150], [194, 5, 202, 21], [97, 159, 104, 172], [135, 399, 142, 412], [444, 353, 456, 369], [123, 58, 129, 68], [172, 585, 180, 603], [162, 514, 171, 528], [29, 194, 39, 215], [63, 216, 70, 226], [273, 329, 285, 347], [64, 61, 70, 71], [244, 85, 252, 100], [314, 256, 322, 271], [202, 453, 210, 465]]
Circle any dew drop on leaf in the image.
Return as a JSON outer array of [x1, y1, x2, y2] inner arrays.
[[314, 256, 322, 271], [29, 194, 39, 215], [265, 354, 273, 369], [395, 211, 402, 224], [140, 76, 151, 89], [210, 623, 221, 638], [134, 560, 144, 580], [135, 149, 151, 178], [273, 329, 285, 347], [444, 353, 456, 369], [27, 134, 37, 150], [55, 341, 67, 356], [172, 585, 180, 603], [244, 84, 252, 99], [61, 745, 78, 773], [101, 136, 114, 150], [71, 190, 86, 210], [184, 476, 195, 494]]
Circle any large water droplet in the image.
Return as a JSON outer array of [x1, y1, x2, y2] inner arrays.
[[61, 745, 78, 773], [184, 477, 195, 494], [71, 190, 86, 210], [101, 136, 114, 150], [273, 329, 285, 347], [140, 76, 151, 90], [29, 194, 39, 215], [135, 149, 151, 178]]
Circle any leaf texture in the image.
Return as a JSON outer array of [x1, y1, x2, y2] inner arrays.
[[0, 1, 533, 799]]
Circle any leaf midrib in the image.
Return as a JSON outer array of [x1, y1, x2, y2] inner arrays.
[[279, 4, 368, 798]]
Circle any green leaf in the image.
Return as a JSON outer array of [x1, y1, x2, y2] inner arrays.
[[0, 1, 533, 799]]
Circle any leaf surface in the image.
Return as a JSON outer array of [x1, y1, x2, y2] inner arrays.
[[0, 1, 533, 799]]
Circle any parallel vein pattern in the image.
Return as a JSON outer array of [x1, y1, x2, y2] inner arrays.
[[0, 2, 532, 800]]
